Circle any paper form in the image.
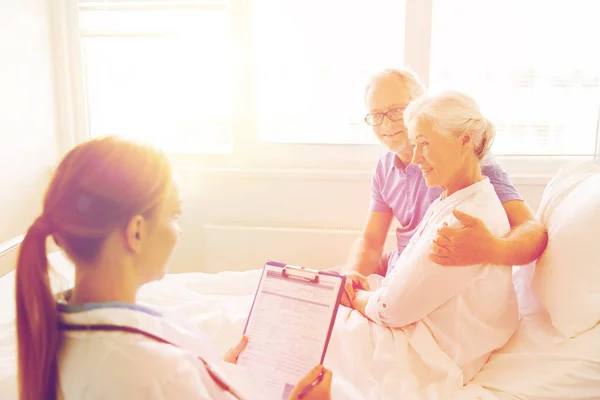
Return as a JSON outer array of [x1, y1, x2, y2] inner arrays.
[[237, 264, 344, 400]]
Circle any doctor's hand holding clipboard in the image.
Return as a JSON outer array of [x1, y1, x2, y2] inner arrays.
[[228, 339, 332, 399], [235, 261, 345, 400], [228, 338, 332, 400], [288, 364, 333, 400]]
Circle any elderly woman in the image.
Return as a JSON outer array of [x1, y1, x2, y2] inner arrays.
[[347, 91, 518, 383]]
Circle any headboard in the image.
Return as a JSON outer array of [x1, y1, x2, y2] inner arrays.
[[0, 235, 24, 279]]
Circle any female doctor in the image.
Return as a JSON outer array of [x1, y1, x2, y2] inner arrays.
[[15, 137, 332, 400]]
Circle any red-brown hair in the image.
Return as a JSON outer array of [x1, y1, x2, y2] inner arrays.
[[15, 137, 172, 400]]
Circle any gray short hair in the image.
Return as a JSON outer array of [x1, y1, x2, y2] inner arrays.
[[364, 68, 426, 103], [403, 90, 496, 161]]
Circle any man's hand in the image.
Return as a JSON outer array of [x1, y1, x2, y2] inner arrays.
[[339, 271, 370, 307], [429, 209, 499, 266], [223, 335, 248, 364]]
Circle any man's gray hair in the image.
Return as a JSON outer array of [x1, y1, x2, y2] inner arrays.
[[364, 68, 426, 103]]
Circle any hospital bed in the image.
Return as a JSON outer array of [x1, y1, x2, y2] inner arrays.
[[1, 161, 599, 399]]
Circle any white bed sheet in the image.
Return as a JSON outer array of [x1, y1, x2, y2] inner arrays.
[[471, 312, 600, 400], [1, 253, 598, 399]]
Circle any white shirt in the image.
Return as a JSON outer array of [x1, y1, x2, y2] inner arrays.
[[365, 178, 519, 381], [58, 303, 252, 399]]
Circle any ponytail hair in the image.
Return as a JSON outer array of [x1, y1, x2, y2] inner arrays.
[[15, 216, 60, 400], [15, 137, 172, 399]]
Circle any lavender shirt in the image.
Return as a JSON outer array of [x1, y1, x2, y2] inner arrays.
[[370, 152, 522, 273]]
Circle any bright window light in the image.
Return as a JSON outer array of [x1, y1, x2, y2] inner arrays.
[[253, 0, 405, 145], [429, 0, 600, 156], [74, 0, 600, 161], [79, 4, 233, 153]]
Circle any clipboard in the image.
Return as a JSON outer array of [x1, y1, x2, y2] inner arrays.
[[237, 261, 345, 400]]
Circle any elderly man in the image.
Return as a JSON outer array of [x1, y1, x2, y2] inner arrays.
[[342, 68, 548, 300]]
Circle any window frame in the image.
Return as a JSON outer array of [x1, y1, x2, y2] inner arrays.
[[54, 0, 599, 177]]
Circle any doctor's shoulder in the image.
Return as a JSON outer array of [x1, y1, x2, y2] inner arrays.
[[59, 335, 212, 399]]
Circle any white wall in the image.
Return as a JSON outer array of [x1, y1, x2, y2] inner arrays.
[[0, 0, 58, 243]]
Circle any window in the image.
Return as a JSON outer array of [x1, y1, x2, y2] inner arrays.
[[76, 0, 406, 156], [429, 0, 600, 157], [254, 0, 405, 144], [78, 1, 233, 154], [68, 0, 599, 169]]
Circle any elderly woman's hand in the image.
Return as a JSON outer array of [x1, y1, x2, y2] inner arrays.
[[350, 289, 371, 317], [339, 271, 370, 308]]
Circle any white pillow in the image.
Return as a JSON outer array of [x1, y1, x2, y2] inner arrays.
[[537, 160, 600, 224], [512, 263, 543, 317], [531, 161, 600, 338]]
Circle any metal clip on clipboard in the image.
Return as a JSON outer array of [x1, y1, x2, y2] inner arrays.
[[281, 265, 320, 284]]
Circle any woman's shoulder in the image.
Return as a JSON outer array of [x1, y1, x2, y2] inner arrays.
[[452, 179, 510, 234], [60, 335, 211, 398]]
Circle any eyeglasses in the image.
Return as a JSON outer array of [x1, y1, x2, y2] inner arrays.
[[364, 107, 406, 126]]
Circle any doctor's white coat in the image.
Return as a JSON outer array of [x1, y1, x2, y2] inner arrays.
[[57, 304, 252, 399]]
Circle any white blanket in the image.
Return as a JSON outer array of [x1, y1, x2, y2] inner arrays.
[[0, 261, 498, 399], [4, 264, 599, 399], [135, 270, 499, 400]]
